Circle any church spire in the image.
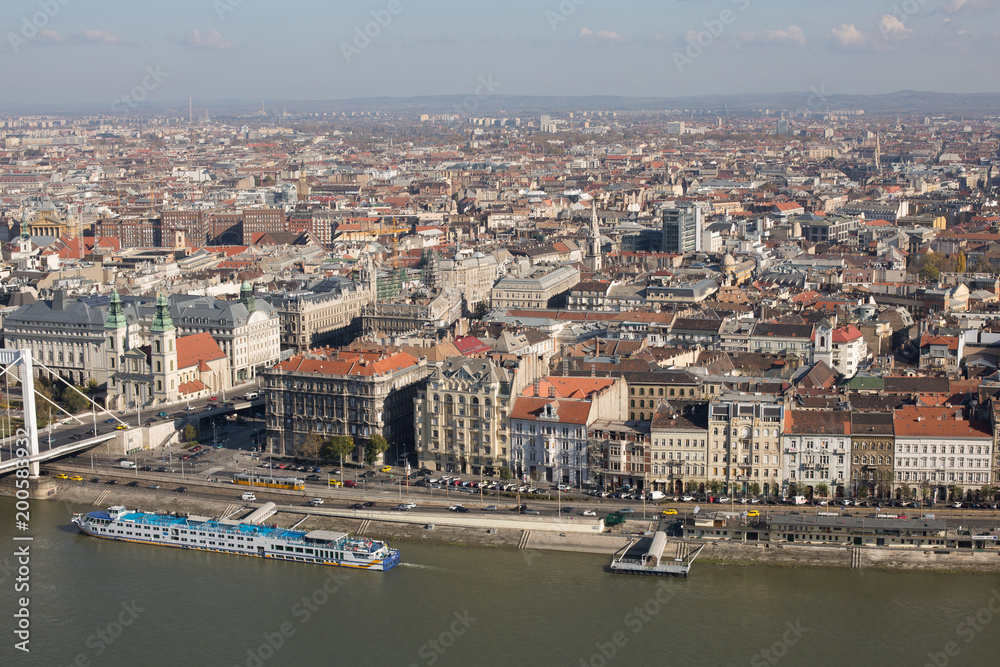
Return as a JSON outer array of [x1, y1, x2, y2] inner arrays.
[[105, 289, 127, 329], [150, 293, 174, 333], [587, 201, 602, 272], [239, 280, 255, 313]]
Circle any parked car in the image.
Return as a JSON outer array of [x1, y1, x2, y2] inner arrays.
[[681, 495, 695, 502], [344, 480, 357, 488]]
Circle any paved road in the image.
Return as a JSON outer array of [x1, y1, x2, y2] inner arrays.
[[0, 384, 263, 464]]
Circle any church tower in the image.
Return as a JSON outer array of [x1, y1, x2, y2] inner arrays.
[[104, 289, 128, 406], [586, 201, 602, 272], [150, 293, 177, 404], [239, 280, 256, 313]]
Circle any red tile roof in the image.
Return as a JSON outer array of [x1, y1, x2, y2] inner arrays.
[[273, 349, 420, 377], [176, 333, 227, 370], [892, 406, 990, 438], [509, 397, 592, 425]]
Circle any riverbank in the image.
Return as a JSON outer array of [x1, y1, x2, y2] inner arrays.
[[8, 479, 1000, 574]]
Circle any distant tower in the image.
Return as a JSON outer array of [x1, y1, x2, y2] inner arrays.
[[586, 201, 602, 272], [875, 132, 882, 172], [150, 293, 177, 404], [239, 280, 256, 313], [189, 97, 193, 125]]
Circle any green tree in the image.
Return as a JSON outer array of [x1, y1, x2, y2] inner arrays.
[[300, 432, 324, 461], [898, 483, 912, 500], [60, 385, 90, 414], [815, 482, 830, 499], [981, 485, 997, 501], [471, 301, 489, 320], [708, 480, 723, 495], [323, 435, 355, 470], [499, 467, 512, 481], [365, 433, 389, 466], [858, 485, 870, 499], [748, 482, 761, 497], [183, 424, 198, 443], [920, 480, 931, 501]]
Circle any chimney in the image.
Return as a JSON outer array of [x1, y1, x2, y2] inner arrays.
[[548, 385, 556, 399]]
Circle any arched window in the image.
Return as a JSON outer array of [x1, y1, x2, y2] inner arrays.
[[471, 397, 479, 405], [485, 398, 492, 406], [630, 400, 635, 407], [658, 388, 664, 396], [459, 396, 466, 404]]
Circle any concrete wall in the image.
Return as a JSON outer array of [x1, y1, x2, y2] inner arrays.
[[696, 540, 1000, 573]]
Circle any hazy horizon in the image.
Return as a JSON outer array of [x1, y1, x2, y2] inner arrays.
[[3, 0, 1000, 110]]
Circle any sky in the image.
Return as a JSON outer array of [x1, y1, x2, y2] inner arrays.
[[1, 0, 999, 109]]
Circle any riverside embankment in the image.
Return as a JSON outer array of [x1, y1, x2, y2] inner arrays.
[[6, 475, 1000, 573]]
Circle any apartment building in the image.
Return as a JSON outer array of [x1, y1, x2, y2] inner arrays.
[[413, 357, 512, 476]]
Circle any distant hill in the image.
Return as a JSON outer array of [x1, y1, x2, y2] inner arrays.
[[6, 91, 1000, 117]]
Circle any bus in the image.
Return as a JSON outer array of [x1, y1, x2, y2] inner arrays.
[[233, 473, 304, 491]]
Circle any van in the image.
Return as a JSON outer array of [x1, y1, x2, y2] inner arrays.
[[647, 490, 665, 501], [119, 460, 136, 469], [241, 492, 256, 501], [245, 392, 259, 400], [792, 495, 807, 505]]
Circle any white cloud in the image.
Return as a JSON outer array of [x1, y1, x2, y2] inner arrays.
[[179, 29, 235, 51], [830, 24, 869, 49], [879, 14, 913, 42], [36, 29, 66, 45], [740, 25, 806, 46], [77, 30, 120, 44], [578, 28, 623, 44]]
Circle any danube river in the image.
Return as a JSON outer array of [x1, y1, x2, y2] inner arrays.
[[2, 497, 999, 666]]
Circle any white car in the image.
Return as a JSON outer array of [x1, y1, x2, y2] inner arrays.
[[681, 496, 695, 502], [396, 502, 416, 511], [582, 509, 597, 516]]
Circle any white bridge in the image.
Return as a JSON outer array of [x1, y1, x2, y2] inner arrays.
[[0, 349, 128, 477]]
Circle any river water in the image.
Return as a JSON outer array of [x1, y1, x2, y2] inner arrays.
[[2, 497, 999, 667]]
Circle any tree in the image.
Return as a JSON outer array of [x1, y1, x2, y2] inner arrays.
[[815, 482, 830, 499], [471, 301, 489, 320], [981, 485, 997, 501], [708, 480, 723, 495], [60, 386, 90, 414], [300, 432, 324, 461], [365, 433, 389, 466], [920, 480, 931, 501], [323, 435, 354, 470], [183, 424, 198, 443], [748, 482, 761, 497], [898, 483, 912, 500], [858, 485, 870, 499], [499, 467, 512, 481], [956, 251, 967, 273]]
